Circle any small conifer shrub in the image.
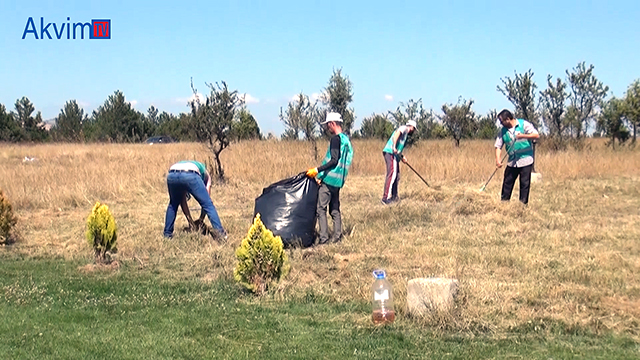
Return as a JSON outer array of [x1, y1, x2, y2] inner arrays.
[[234, 214, 290, 295], [86, 202, 118, 263], [0, 189, 17, 244]]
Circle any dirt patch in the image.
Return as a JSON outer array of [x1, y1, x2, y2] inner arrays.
[[333, 253, 365, 268]]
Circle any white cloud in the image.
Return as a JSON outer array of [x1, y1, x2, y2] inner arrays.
[[384, 95, 394, 101], [175, 93, 205, 105], [288, 91, 328, 103], [311, 92, 327, 102], [128, 100, 138, 106], [189, 93, 205, 103], [242, 93, 260, 104]]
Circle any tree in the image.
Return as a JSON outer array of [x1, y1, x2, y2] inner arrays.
[[323, 68, 355, 135], [624, 79, 640, 145], [566, 62, 609, 139], [597, 97, 629, 149], [147, 105, 159, 126], [155, 112, 195, 140], [388, 99, 435, 145], [233, 108, 262, 141], [140, 105, 159, 139], [0, 104, 21, 142], [440, 97, 476, 147], [14, 97, 48, 142], [497, 69, 540, 128], [540, 75, 569, 150], [476, 110, 498, 139], [90, 91, 144, 142], [279, 93, 320, 158], [358, 113, 394, 140], [279, 102, 302, 141], [54, 100, 86, 142], [190, 80, 244, 181]]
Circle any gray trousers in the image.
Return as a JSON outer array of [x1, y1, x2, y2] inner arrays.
[[317, 183, 341, 244]]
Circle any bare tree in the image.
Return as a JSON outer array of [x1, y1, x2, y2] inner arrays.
[[388, 99, 435, 145], [280, 93, 320, 159], [440, 97, 476, 147], [540, 75, 569, 150], [497, 69, 540, 128], [566, 62, 609, 139], [597, 97, 629, 149], [190, 79, 244, 181], [323, 68, 355, 135], [624, 79, 640, 145]]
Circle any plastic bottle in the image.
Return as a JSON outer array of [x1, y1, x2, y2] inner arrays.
[[371, 269, 395, 324]]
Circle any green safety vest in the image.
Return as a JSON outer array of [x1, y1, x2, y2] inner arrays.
[[317, 133, 354, 188], [383, 128, 408, 154], [177, 160, 207, 182], [501, 119, 533, 162]]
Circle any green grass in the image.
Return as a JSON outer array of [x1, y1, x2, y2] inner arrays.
[[0, 255, 638, 359]]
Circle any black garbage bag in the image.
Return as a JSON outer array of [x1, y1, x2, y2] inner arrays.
[[254, 173, 319, 247]]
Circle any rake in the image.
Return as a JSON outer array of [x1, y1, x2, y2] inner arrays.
[[402, 156, 433, 189], [479, 152, 509, 192]]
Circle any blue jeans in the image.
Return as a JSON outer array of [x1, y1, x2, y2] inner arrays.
[[163, 171, 225, 237]]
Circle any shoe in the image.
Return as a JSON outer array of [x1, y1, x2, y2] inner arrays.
[[381, 199, 393, 205], [212, 230, 228, 242], [390, 196, 400, 203]]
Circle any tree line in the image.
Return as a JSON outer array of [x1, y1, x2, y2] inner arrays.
[[280, 63, 640, 151], [0, 90, 261, 144], [2, 63, 639, 151]]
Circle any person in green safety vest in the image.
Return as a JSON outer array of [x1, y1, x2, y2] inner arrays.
[[306, 112, 354, 244], [495, 109, 539, 205], [381, 120, 417, 204]]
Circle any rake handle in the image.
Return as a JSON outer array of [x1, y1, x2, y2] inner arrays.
[[402, 158, 430, 188], [480, 152, 509, 191]]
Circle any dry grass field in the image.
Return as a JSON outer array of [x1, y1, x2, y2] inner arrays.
[[1, 139, 639, 338]]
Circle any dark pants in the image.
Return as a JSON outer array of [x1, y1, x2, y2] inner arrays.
[[382, 152, 400, 201], [501, 164, 533, 204], [317, 183, 341, 244], [163, 171, 225, 238]]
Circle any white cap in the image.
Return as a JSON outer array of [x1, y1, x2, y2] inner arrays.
[[406, 120, 417, 128], [321, 112, 343, 124]]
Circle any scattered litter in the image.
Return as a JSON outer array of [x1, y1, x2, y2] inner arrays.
[[23, 156, 37, 162]]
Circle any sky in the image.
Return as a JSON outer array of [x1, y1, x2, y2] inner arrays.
[[1, 0, 639, 134]]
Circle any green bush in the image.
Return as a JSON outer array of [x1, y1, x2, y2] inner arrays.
[[86, 202, 118, 263], [234, 214, 290, 295], [0, 189, 17, 244]]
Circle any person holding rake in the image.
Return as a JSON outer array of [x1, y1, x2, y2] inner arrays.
[[381, 120, 417, 205], [494, 109, 539, 205]]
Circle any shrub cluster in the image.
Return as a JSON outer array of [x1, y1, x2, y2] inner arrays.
[[0, 189, 17, 244], [86, 202, 118, 263], [234, 214, 290, 295]]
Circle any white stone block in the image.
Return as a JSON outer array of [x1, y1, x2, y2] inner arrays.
[[531, 172, 543, 183], [406, 278, 459, 317]]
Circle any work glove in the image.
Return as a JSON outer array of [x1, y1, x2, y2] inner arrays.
[[306, 167, 318, 178]]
